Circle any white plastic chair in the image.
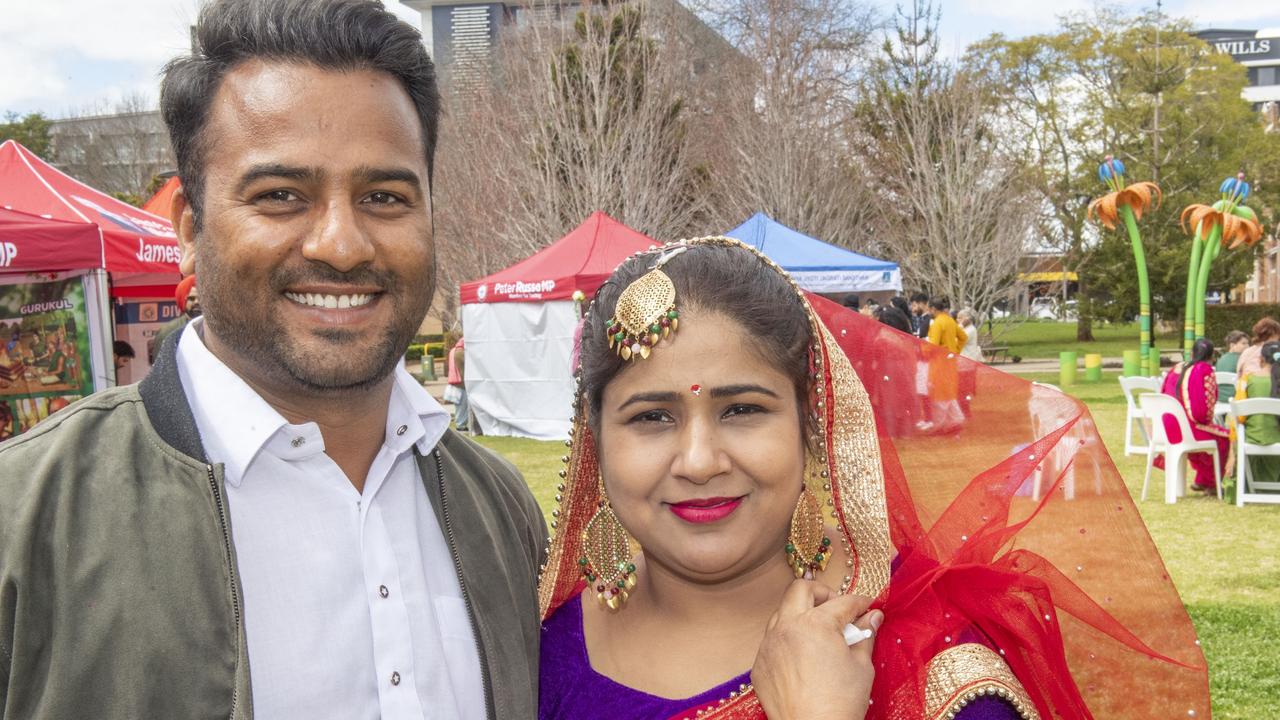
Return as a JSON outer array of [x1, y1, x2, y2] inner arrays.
[[1140, 393, 1223, 503], [1214, 371, 1237, 424], [1120, 376, 1161, 456], [1229, 398, 1280, 506]]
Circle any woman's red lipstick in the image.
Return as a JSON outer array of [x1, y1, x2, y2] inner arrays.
[[667, 496, 743, 524]]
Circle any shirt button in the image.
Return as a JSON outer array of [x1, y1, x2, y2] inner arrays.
[[379, 585, 389, 598], [391, 671, 401, 686], [291, 436, 305, 448], [396, 424, 408, 436]]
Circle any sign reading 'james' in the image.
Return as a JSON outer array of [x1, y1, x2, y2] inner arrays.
[[135, 238, 182, 264]]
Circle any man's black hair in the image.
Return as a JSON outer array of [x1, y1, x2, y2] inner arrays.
[[909, 292, 929, 304], [160, 0, 440, 230], [928, 296, 951, 311], [113, 340, 136, 359]]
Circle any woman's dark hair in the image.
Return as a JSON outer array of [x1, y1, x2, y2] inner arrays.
[[1178, 338, 1215, 395], [889, 296, 910, 315], [1252, 317, 1280, 345], [1261, 341, 1280, 400], [580, 244, 812, 438], [927, 296, 951, 312], [875, 305, 912, 334], [160, 0, 439, 230]]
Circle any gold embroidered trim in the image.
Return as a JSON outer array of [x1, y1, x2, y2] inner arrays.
[[817, 320, 892, 597], [925, 644, 1041, 720]]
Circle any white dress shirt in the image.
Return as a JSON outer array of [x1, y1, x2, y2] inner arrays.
[[176, 320, 484, 720]]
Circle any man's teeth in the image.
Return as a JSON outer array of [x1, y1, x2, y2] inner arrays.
[[284, 292, 373, 309]]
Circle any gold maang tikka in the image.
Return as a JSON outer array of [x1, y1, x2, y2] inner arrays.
[[604, 246, 688, 361]]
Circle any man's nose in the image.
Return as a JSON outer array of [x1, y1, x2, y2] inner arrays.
[[302, 200, 376, 272]]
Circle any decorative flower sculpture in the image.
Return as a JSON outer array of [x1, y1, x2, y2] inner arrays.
[[1088, 155, 1160, 375], [1181, 173, 1267, 351], [1087, 156, 1162, 229]]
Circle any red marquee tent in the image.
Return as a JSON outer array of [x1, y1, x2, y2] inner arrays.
[[458, 211, 656, 439], [0, 207, 104, 272], [142, 176, 181, 217], [0, 140, 180, 280], [459, 210, 656, 304]]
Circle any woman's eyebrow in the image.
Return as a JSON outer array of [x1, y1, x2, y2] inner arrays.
[[617, 391, 680, 411], [708, 384, 779, 399]]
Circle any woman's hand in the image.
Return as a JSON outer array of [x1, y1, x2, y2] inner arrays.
[[751, 580, 883, 720]]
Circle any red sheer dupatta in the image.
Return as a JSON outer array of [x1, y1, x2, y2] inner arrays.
[[537, 245, 1209, 720], [814, 297, 1209, 719]]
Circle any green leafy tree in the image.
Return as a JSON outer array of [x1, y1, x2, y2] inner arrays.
[[0, 112, 53, 159], [967, 10, 1278, 340]]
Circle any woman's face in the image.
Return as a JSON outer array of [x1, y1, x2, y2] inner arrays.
[[597, 308, 806, 583]]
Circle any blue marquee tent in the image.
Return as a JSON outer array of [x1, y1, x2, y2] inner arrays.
[[725, 212, 902, 293]]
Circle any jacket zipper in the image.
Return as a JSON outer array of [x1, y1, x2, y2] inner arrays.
[[434, 448, 495, 720], [207, 464, 243, 719]]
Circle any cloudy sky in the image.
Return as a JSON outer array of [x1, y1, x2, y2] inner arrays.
[[4, 0, 1279, 118]]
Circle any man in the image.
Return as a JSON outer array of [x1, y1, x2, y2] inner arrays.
[[113, 340, 136, 373], [151, 273, 201, 357], [925, 296, 966, 353], [0, 1, 545, 718], [908, 291, 932, 340]]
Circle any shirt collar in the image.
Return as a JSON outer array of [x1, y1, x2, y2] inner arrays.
[[176, 318, 451, 486]]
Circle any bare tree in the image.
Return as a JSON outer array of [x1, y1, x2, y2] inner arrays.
[[693, 0, 884, 251], [870, 74, 1034, 326], [50, 93, 173, 204], [430, 1, 714, 328]]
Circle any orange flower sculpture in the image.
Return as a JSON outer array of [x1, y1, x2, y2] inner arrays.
[[1180, 202, 1264, 249], [1088, 181, 1162, 229]]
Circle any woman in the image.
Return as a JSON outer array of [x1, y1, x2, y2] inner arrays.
[[1216, 330, 1248, 404], [1157, 338, 1229, 492], [1236, 317, 1280, 377], [958, 309, 984, 362], [1236, 340, 1280, 486], [539, 238, 1209, 719]]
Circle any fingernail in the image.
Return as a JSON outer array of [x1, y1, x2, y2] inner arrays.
[[869, 611, 884, 631]]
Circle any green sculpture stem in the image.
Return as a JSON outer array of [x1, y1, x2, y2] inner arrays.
[[1193, 223, 1224, 344], [1183, 222, 1205, 357], [1119, 205, 1152, 375]]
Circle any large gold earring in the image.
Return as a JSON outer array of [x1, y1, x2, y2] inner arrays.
[[579, 475, 637, 611], [786, 461, 831, 579]]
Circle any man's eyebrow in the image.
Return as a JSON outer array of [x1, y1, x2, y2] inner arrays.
[[353, 165, 423, 191], [617, 391, 680, 411], [708, 384, 780, 399], [234, 163, 318, 195]]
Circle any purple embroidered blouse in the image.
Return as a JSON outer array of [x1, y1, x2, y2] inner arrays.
[[539, 595, 1024, 719]]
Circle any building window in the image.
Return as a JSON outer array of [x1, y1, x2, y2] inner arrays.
[[1257, 66, 1279, 86]]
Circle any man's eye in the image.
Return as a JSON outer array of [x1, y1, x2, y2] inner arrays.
[[257, 190, 299, 203], [365, 191, 404, 205]]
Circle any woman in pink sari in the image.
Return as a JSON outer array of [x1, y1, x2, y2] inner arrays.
[[1157, 338, 1228, 491]]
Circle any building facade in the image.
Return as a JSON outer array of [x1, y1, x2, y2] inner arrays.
[[48, 111, 173, 203], [1196, 28, 1280, 302]]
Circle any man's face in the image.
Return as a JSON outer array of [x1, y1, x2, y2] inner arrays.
[[910, 301, 922, 314], [185, 286, 202, 319], [175, 61, 434, 393]]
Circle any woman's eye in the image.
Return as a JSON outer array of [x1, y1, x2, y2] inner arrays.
[[629, 409, 673, 424], [723, 404, 764, 418]]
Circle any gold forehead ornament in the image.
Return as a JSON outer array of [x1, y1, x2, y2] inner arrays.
[[604, 245, 688, 361]]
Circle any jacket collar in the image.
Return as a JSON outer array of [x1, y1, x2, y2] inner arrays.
[[138, 322, 211, 464]]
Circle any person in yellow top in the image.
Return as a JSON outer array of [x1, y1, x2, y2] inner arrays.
[[923, 296, 967, 431], [926, 296, 967, 353]]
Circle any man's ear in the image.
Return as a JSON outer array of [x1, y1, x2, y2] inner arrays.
[[171, 184, 198, 276]]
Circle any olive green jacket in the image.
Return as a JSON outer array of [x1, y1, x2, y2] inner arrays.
[[0, 330, 546, 719]]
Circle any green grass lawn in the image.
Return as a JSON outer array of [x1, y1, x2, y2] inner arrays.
[[474, 372, 1280, 718], [993, 320, 1182, 361]]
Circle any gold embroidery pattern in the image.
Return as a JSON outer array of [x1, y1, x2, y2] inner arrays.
[[924, 644, 1041, 720], [816, 320, 892, 597]]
